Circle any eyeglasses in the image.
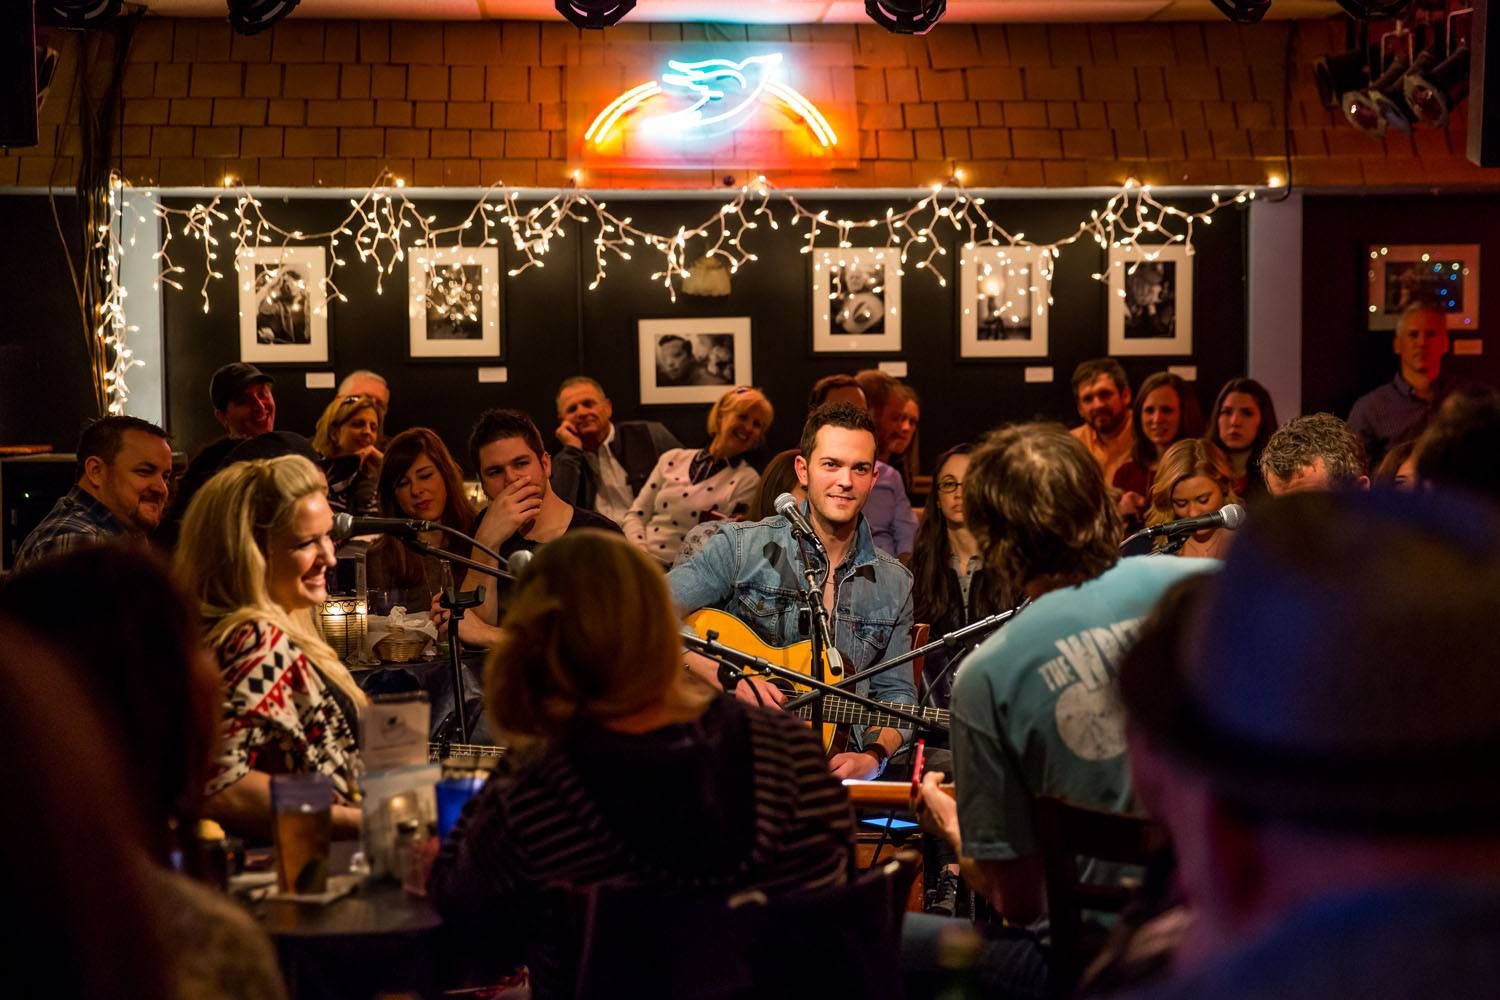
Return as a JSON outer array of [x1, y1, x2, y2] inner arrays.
[[937, 478, 964, 495]]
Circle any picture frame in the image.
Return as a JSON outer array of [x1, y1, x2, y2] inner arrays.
[[1107, 243, 1193, 357], [407, 246, 503, 359], [638, 317, 752, 405], [1366, 243, 1480, 332], [811, 248, 902, 354], [958, 246, 1051, 359], [236, 246, 329, 365]]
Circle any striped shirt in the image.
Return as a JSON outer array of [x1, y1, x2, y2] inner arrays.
[[430, 696, 854, 996]]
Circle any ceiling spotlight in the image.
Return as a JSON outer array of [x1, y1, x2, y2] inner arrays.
[[1209, 0, 1273, 23], [1345, 57, 1413, 136], [866, 0, 947, 34], [36, 0, 124, 26], [556, 0, 636, 28], [1404, 44, 1469, 128], [1314, 49, 1368, 111], [226, 0, 300, 35]]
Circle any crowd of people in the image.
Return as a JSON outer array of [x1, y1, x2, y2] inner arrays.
[[3, 296, 1497, 997]]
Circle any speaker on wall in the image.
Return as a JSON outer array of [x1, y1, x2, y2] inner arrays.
[[0, 0, 39, 149], [1471, 0, 1500, 167]]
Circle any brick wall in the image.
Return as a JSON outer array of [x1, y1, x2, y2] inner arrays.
[[4, 17, 1495, 190]]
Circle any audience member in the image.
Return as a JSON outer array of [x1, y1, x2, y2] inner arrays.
[[367, 428, 478, 611], [1069, 359, 1136, 484], [549, 376, 681, 525], [335, 369, 390, 411], [625, 387, 771, 568], [915, 423, 1214, 930], [808, 373, 868, 411], [1413, 384, 1500, 504], [14, 415, 172, 569], [1205, 377, 1277, 500], [673, 446, 801, 568], [1349, 301, 1452, 466], [0, 549, 287, 1000], [1114, 372, 1201, 524], [430, 530, 854, 997], [1374, 438, 1419, 489], [176, 455, 365, 838], [1147, 439, 1240, 559], [1120, 490, 1500, 999], [910, 444, 1013, 709], [855, 369, 920, 560], [311, 392, 386, 515], [1260, 413, 1369, 496]]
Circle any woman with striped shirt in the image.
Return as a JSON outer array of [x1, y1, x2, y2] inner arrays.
[[430, 529, 854, 995]]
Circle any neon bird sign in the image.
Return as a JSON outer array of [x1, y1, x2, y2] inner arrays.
[[584, 52, 839, 149]]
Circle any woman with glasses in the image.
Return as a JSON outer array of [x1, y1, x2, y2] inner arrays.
[[624, 387, 773, 568], [909, 445, 1013, 708]]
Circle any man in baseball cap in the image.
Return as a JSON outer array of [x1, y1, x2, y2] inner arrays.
[[1120, 489, 1500, 998], [209, 362, 276, 439]]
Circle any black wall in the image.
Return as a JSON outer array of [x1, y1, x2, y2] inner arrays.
[[0, 195, 99, 449], [157, 194, 1246, 473], [1302, 193, 1500, 418]]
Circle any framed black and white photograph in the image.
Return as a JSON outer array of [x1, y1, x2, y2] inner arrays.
[[236, 247, 328, 364], [407, 247, 502, 359], [1366, 244, 1479, 332], [1107, 244, 1193, 357], [959, 246, 1050, 359], [638, 317, 751, 405], [812, 248, 902, 353]]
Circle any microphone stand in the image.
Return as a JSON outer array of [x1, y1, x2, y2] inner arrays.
[[782, 508, 843, 741], [398, 533, 514, 745], [780, 601, 1028, 714]]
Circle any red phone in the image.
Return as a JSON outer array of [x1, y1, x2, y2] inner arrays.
[[909, 738, 926, 802]]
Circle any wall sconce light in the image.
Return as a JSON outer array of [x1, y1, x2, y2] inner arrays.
[[865, 0, 947, 34], [556, 0, 635, 28], [226, 0, 301, 35]]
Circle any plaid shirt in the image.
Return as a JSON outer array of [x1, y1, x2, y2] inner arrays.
[[12, 486, 129, 571]]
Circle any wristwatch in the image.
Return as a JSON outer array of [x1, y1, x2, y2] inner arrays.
[[864, 741, 890, 777]]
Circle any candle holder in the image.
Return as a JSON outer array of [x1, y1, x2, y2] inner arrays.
[[318, 598, 377, 665]]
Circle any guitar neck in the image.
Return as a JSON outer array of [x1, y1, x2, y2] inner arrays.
[[429, 742, 507, 764], [794, 698, 948, 731]]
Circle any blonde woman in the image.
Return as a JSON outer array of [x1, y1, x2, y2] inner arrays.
[[623, 386, 773, 568], [431, 530, 853, 996], [1147, 439, 1241, 560], [176, 455, 366, 837], [312, 392, 385, 515]]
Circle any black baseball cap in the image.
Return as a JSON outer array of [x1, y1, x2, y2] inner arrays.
[[210, 363, 274, 412]]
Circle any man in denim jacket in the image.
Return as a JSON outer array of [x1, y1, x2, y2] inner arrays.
[[669, 403, 916, 780]]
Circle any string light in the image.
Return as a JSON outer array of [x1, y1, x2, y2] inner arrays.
[[110, 169, 1253, 412]]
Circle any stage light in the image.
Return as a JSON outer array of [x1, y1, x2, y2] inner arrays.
[[1314, 49, 1368, 110], [226, 0, 300, 35], [1209, 0, 1273, 23], [865, 0, 947, 34], [36, 0, 123, 27], [1404, 44, 1469, 127], [1344, 57, 1413, 136], [556, 0, 635, 28]]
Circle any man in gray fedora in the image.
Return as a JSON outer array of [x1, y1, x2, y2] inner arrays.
[[1119, 489, 1500, 999]]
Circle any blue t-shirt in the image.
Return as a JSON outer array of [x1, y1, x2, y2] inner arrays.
[[950, 555, 1218, 861]]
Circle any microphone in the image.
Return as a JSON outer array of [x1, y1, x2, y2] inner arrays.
[[331, 513, 439, 541], [773, 493, 826, 554], [505, 548, 533, 578], [1144, 503, 1247, 539]]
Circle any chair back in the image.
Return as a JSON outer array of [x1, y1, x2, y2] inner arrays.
[[1032, 795, 1167, 991], [551, 851, 919, 1000]]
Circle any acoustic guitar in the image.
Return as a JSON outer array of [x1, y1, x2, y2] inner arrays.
[[685, 608, 949, 753]]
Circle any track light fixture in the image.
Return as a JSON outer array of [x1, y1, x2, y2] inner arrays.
[[226, 0, 300, 35], [1208, 0, 1274, 23], [555, 0, 636, 28], [865, 0, 947, 35], [36, 0, 124, 27], [1404, 44, 1469, 128], [1314, 49, 1369, 111], [1345, 56, 1414, 136], [1335, 0, 1417, 18]]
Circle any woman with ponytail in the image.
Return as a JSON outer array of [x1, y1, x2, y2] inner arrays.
[[177, 454, 366, 837]]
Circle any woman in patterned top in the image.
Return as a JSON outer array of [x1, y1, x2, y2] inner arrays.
[[177, 455, 366, 838], [431, 529, 854, 995]]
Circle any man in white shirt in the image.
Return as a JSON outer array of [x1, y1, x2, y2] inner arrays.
[[549, 376, 680, 524]]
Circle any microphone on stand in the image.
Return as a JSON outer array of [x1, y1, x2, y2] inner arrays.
[[332, 513, 439, 541], [773, 493, 827, 559], [1142, 503, 1248, 539], [505, 548, 533, 578]]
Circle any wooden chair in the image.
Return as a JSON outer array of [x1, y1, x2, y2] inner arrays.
[[1032, 795, 1168, 993], [549, 850, 921, 1000]]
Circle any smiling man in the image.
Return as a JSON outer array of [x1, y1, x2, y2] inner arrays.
[[1349, 302, 1453, 467], [668, 402, 916, 781], [1069, 358, 1135, 483], [14, 416, 173, 569], [548, 376, 680, 526]]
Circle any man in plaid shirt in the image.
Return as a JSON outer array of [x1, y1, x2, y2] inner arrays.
[[13, 417, 172, 570]]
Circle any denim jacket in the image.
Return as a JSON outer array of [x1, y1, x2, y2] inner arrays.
[[667, 510, 917, 746]]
